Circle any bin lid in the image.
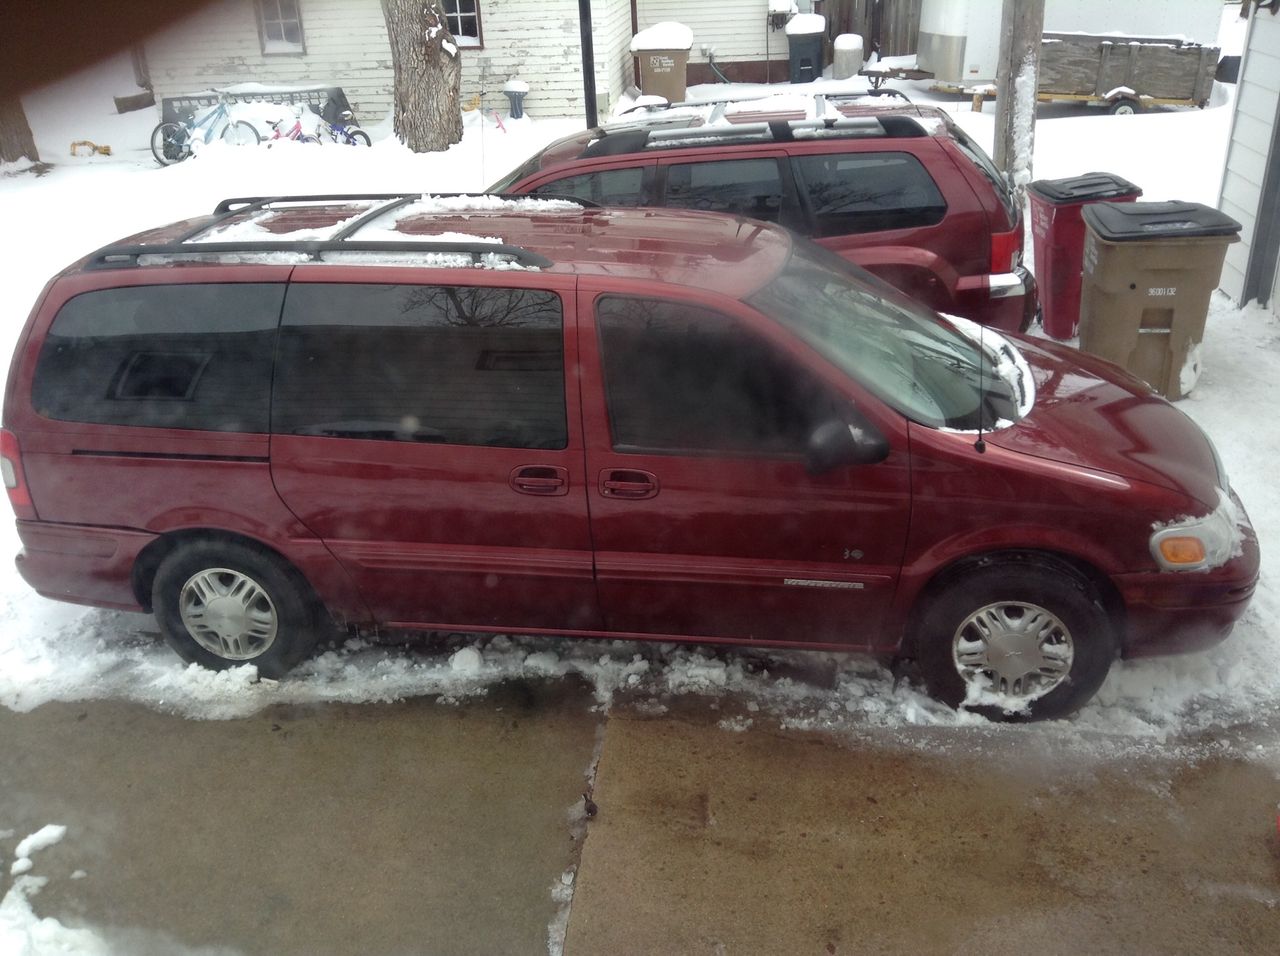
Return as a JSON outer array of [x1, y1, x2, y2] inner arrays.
[[1082, 201, 1242, 242], [1026, 172, 1142, 204]]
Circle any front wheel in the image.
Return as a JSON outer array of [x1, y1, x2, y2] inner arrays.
[[913, 561, 1115, 720], [221, 120, 261, 147], [150, 122, 191, 165], [346, 128, 372, 147], [152, 541, 325, 678], [300, 134, 322, 145]]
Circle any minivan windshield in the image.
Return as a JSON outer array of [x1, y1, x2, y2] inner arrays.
[[748, 246, 1030, 431]]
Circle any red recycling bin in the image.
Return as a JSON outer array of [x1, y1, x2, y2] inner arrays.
[[1027, 173, 1142, 339]]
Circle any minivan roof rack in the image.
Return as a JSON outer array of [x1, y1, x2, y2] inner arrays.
[[85, 193, 600, 270], [84, 240, 553, 270]]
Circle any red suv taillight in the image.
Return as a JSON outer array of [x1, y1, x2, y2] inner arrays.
[[991, 228, 1021, 274], [1, 429, 36, 520]]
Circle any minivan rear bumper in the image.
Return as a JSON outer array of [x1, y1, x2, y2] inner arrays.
[[14, 520, 153, 611]]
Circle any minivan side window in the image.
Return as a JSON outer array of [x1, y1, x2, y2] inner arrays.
[[31, 283, 283, 432], [596, 296, 842, 455], [662, 158, 787, 223], [793, 152, 946, 236], [529, 167, 653, 205], [274, 284, 567, 449]]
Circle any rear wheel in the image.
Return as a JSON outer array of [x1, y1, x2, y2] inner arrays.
[[152, 541, 324, 678], [221, 120, 261, 147], [300, 134, 322, 145], [1108, 97, 1140, 115], [150, 122, 190, 165], [347, 128, 371, 147], [914, 561, 1115, 720]]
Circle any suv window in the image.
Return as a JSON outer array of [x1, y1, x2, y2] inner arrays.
[[273, 283, 567, 449], [662, 158, 787, 223], [596, 296, 842, 455], [529, 167, 653, 205], [31, 283, 283, 432], [794, 152, 946, 236]]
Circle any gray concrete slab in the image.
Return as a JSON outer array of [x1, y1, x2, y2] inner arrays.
[[565, 710, 1280, 955], [0, 680, 600, 955]]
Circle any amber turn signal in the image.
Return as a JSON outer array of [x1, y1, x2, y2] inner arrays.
[[1158, 536, 1207, 566]]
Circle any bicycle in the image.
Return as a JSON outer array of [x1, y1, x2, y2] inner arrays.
[[150, 91, 261, 166], [267, 106, 322, 145], [320, 109, 372, 147]]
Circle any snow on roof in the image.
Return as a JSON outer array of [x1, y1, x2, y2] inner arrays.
[[630, 21, 693, 52]]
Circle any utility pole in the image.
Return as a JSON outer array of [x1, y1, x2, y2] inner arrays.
[[578, 0, 598, 129], [993, 0, 1045, 201]]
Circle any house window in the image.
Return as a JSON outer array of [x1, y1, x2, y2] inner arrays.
[[442, 0, 482, 48], [259, 0, 305, 55]]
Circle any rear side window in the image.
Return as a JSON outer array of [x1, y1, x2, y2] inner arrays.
[[662, 158, 787, 223], [793, 152, 946, 236], [529, 167, 652, 205], [31, 284, 283, 432], [596, 296, 842, 455], [274, 284, 567, 449]]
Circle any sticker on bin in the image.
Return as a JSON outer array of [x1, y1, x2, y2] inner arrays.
[[1149, 287, 1177, 296], [1141, 221, 1198, 232]]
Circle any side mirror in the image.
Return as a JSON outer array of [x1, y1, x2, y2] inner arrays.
[[806, 417, 890, 474]]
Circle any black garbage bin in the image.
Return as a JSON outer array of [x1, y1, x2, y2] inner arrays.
[[786, 15, 826, 84]]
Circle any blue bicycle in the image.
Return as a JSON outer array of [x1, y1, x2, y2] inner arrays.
[[150, 91, 261, 165]]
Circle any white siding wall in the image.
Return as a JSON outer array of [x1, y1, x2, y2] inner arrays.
[[636, 1, 787, 68], [145, 0, 395, 121], [144, 0, 633, 123], [1219, 11, 1280, 308]]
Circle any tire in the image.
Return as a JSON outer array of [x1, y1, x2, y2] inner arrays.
[[150, 122, 191, 165], [300, 135, 322, 145], [347, 128, 371, 147], [221, 120, 261, 147], [152, 541, 324, 678], [1108, 98, 1140, 116], [913, 560, 1115, 720]]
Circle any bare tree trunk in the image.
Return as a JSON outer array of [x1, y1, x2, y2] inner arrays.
[[0, 95, 40, 164], [381, 0, 463, 153]]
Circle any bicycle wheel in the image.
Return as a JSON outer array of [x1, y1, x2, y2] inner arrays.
[[346, 128, 371, 147], [150, 122, 191, 165], [221, 120, 261, 147], [300, 135, 322, 145]]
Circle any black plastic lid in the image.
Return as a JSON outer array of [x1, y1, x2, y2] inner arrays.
[[1026, 172, 1143, 204], [1082, 201, 1242, 242]]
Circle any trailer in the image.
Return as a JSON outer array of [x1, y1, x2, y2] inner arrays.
[[1034, 33, 1220, 113], [916, 0, 1223, 110]]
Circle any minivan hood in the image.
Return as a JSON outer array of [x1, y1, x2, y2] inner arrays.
[[983, 337, 1222, 507]]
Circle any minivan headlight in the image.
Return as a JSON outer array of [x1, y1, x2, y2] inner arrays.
[[1150, 493, 1240, 572]]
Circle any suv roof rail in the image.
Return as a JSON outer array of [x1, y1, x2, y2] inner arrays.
[[578, 97, 930, 160], [84, 240, 554, 271]]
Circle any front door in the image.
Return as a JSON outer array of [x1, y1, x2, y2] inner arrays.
[[269, 270, 599, 633], [578, 286, 912, 648]]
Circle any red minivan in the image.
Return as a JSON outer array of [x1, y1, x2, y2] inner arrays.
[[2, 196, 1258, 719]]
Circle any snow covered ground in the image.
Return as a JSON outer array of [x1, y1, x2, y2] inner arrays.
[[1, 50, 1276, 751]]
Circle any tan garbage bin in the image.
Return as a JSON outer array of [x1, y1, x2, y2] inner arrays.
[[631, 22, 693, 104], [1078, 201, 1241, 400]]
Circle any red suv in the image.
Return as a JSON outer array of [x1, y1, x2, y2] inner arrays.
[[490, 96, 1034, 331], [2, 196, 1257, 719]]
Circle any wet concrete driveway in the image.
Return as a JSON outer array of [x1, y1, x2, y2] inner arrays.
[[2, 688, 1278, 955]]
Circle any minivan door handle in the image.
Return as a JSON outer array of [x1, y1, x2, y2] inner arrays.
[[599, 469, 659, 500], [509, 465, 569, 496]]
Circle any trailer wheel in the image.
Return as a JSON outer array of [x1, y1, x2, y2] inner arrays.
[[1108, 97, 1141, 115]]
